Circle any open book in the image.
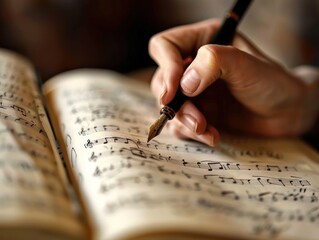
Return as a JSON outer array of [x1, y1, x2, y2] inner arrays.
[[1, 48, 319, 240]]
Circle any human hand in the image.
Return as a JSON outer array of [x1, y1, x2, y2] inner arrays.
[[149, 19, 319, 146]]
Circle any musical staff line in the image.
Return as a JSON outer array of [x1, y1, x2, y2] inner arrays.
[[0, 91, 35, 109], [98, 172, 318, 204], [0, 128, 49, 148], [92, 154, 310, 188], [105, 192, 319, 225], [87, 146, 298, 173], [84, 136, 215, 154], [0, 112, 45, 134], [78, 124, 147, 136]]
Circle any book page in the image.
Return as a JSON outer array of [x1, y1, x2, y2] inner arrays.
[[0, 49, 84, 239], [44, 69, 319, 240]]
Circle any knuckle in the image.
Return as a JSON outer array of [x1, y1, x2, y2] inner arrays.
[[198, 45, 219, 66], [197, 45, 222, 85], [148, 34, 163, 53], [200, 45, 242, 82], [199, 44, 215, 53], [199, 44, 239, 63]]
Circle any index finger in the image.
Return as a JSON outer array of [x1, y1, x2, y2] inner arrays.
[[148, 19, 221, 104]]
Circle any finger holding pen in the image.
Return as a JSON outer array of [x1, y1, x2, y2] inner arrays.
[[148, 17, 311, 146], [149, 19, 222, 106], [149, 20, 223, 145], [147, 0, 254, 144]]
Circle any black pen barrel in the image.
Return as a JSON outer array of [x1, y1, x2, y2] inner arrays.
[[212, 0, 252, 45], [165, 0, 253, 114]]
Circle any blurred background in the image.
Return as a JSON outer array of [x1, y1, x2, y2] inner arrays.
[[0, 0, 318, 81]]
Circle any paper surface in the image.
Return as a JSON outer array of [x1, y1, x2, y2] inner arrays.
[[44, 69, 319, 240], [0, 49, 83, 239]]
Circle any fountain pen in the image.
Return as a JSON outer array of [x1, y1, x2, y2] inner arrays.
[[147, 0, 253, 142]]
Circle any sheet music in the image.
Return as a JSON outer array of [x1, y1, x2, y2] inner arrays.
[[0, 49, 83, 237], [44, 69, 319, 240]]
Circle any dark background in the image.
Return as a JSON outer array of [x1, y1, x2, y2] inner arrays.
[[1, 0, 318, 80], [0, 0, 318, 149]]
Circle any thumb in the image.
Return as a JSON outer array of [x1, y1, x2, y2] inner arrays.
[[178, 44, 301, 114], [180, 44, 279, 98]]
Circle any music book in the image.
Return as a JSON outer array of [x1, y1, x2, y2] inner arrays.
[[1, 48, 319, 240]]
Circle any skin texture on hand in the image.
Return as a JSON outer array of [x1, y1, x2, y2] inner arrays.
[[149, 19, 319, 146]]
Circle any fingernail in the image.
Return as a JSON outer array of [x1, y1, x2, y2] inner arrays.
[[181, 114, 198, 133], [181, 68, 200, 94]]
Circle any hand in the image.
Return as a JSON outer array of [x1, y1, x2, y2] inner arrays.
[[149, 19, 319, 146]]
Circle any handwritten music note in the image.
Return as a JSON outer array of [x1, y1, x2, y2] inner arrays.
[[43, 68, 319, 240], [0, 50, 82, 233]]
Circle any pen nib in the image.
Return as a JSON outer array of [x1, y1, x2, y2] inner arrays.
[[147, 114, 169, 142]]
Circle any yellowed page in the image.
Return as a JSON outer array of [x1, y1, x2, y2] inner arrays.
[[43, 69, 319, 240], [0, 49, 84, 240]]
